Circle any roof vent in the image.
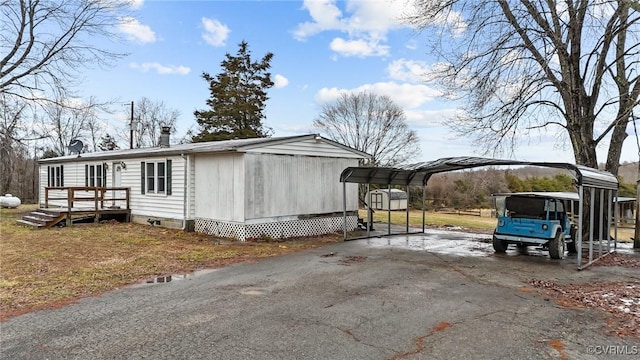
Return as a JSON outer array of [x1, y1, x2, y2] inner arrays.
[[160, 126, 171, 148]]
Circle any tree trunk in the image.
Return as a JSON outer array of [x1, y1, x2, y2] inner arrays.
[[635, 179, 640, 249]]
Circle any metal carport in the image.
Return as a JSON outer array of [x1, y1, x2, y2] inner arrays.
[[340, 156, 619, 269]]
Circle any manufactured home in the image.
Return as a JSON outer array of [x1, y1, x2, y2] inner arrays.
[[37, 133, 369, 240]]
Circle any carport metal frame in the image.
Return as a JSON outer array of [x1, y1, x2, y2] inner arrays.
[[340, 157, 619, 269]]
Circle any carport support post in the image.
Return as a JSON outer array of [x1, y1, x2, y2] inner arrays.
[[589, 187, 595, 264], [598, 188, 604, 256], [635, 179, 640, 249], [406, 185, 410, 234], [343, 181, 347, 240], [577, 185, 583, 267], [422, 185, 426, 233], [387, 184, 391, 236], [607, 190, 618, 253], [367, 183, 371, 238]]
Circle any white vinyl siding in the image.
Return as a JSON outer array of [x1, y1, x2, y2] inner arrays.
[[40, 162, 84, 206], [128, 157, 182, 219], [194, 153, 244, 222], [39, 156, 186, 220], [187, 154, 196, 218], [244, 153, 359, 220]]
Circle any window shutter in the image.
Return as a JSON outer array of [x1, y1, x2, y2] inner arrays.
[[60, 165, 64, 186], [102, 165, 107, 187], [166, 160, 172, 195], [47, 166, 51, 187], [141, 162, 145, 194], [85, 165, 89, 186]]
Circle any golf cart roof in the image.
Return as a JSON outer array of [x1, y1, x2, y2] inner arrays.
[[492, 192, 580, 201]]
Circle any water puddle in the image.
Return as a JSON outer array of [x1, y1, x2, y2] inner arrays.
[[138, 269, 219, 285], [361, 230, 495, 257], [241, 290, 265, 296], [357, 230, 638, 261]]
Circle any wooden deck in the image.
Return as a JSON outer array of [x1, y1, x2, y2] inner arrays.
[[17, 187, 131, 228]]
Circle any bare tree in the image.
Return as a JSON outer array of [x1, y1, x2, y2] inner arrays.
[[122, 97, 180, 148], [1, 95, 27, 194], [0, 94, 40, 201], [407, 0, 640, 174], [0, 0, 130, 102], [38, 94, 109, 155], [313, 91, 421, 166]]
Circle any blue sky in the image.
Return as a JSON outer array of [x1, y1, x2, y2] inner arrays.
[[81, 0, 639, 164]]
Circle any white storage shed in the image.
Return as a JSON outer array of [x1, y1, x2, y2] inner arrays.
[[366, 189, 408, 211]]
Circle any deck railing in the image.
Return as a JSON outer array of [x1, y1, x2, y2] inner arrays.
[[44, 186, 130, 212]]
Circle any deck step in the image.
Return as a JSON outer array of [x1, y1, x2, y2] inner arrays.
[[22, 215, 50, 225], [16, 219, 44, 228], [17, 209, 67, 229], [30, 211, 57, 219], [36, 209, 62, 217]]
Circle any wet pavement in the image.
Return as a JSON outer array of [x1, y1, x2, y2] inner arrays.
[[1, 230, 639, 360]]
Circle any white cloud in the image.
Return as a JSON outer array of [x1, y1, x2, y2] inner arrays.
[[315, 81, 442, 108], [387, 59, 451, 83], [405, 108, 464, 128], [293, 0, 409, 57], [129, 62, 191, 75], [201, 17, 230, 47], [292, 0, 344, 40], [329, 37, 389, 57], [129, 0, 144, 10], [273, 74, 289, 88], [118, 17, 156, 43]]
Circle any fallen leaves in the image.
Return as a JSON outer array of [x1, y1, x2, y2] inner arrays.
[[590, 253, 640, 268], [528, 279, 640, 338]]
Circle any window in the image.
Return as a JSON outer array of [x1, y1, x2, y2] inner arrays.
[[141, 160, 172, 195], [85, 164, 106, 187], [371, 193, 383, 209], [146, 162, 155, 192], [47, 165, 64, 187]]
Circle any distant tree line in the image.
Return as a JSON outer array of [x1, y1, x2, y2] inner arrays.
[[404, 169, 637, 211]]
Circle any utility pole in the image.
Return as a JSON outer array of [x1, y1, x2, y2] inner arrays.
[[129, 101, 134, 149]]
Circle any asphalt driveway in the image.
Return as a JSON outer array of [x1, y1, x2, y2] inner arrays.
[[1, 230, 639, 359]]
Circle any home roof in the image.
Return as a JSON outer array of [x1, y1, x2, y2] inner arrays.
[[39, 134, 370, 164], [340, 156, 619, 190]]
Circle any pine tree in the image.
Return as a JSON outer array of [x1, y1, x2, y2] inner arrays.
[[98, 133, 119, 151], [193, 41, 274, 142]]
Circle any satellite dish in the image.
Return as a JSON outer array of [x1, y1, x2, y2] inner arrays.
[[68, 139, 84, 154]]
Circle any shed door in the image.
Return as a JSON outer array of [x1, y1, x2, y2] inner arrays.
[[372, 193, 384, 210]]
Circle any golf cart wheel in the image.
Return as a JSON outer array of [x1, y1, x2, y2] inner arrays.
[[567, 226, 577, 254], [548, 232, 565, 259], [492, 235, 508, 253]]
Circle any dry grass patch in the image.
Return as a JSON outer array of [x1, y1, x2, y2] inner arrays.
[[0, 207, 341, 320], [360, 209, 498, 233]]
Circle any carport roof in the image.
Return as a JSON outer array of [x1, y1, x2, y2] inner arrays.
[[340, 156, 618, 189]]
